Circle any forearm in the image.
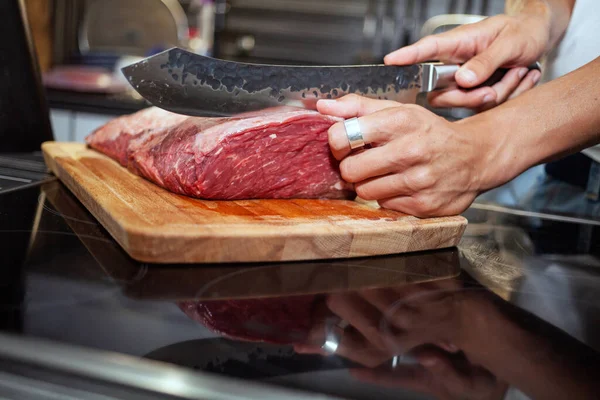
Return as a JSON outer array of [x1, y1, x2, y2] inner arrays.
[[465, 56, 600, 190], [505, 0, 575, 50]]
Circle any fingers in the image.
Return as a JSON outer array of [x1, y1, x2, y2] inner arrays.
[[358, 288, 403, 314], [377, 193, 474, 218], [429, 67, 540, 110], [326, 293, 388, 350], [385, 19, 511, 88], [355, 175, 413, 201], [476, 67, 528, 111], [335, 330, 391, 367], [338, 147, 399, 184], [353, 167, 435, 199], [457, 40, 517, 88], [293, 343, 328, 356], [414, 348, 473, 395], [377, 196, 426, 217], [493, 67, 528, 103], [338, 141, 426, 184], [427, 86, 497, 109], [327, 106, 419, 160], [383, 24, 478, 65], [385, 36, 448, 65], [317, 94, 400, 119], [294, 332, 390, 367], [508, 69, 542, 100], [416, 348, 500, 398]]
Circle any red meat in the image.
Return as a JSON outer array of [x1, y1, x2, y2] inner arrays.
[[86, 106, 354, 200], [178, 296, 317, 344]]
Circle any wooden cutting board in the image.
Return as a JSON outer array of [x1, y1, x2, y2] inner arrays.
[[42, 142, 467, 263]]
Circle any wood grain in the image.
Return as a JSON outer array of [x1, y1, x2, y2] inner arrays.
[[42, 142, 468, 263]]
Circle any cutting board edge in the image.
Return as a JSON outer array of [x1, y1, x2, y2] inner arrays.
[[42, 141, 132, 251], [122, 220, 466, 263], [42, 141, 469, 264], [124, 242, 463, 264]]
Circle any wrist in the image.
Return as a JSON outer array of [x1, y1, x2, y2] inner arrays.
[[516, 3, 554, 51], [456, 113, 524, 194], [509, 0, 572, 51]]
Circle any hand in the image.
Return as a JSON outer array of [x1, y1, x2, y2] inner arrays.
[[317, 95, 507, 217], [294, 281, 510, 399], [352, 347, 509, 400], [294, 279, 467, 366], [385, 13, 549, 110]]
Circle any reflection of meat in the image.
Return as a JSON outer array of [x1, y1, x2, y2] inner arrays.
[[86, 106, 353, 200], [179, 296, 317, 344]]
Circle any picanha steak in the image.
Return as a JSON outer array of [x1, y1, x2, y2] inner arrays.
[[86, 106, 354, 199]]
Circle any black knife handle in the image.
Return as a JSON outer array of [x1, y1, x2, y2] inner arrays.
[[476, 62, 542, 89]]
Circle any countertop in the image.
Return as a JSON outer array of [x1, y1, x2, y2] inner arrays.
[[46, 89, 149, 115], [1, 178, 600, 399]]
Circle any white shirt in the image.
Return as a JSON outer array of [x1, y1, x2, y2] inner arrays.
[[541, 0, 600, 162]]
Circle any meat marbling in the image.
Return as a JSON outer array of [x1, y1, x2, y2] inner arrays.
[[86, 106, 354, 200]]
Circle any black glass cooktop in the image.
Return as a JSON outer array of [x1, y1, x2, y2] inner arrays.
[[1, 180, 600, 400]]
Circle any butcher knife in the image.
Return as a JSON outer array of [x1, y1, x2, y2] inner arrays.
[[121, 47, 540, 116]]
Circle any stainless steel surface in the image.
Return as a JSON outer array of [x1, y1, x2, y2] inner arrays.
[[79, 0, 189, 56], [121, 47, 427, 116], [420, 13, 486, 36], [421, 64, 460, 92], [0, 333, 341, 400], [0, 154, 54, 195], [421, 14, 487, 37], [122, 47, 538, 116], [216, 0, 505, 65]]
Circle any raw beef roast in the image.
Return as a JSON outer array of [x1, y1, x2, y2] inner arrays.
[[178, 296, 317, 344], [86, 106, 354, 199]]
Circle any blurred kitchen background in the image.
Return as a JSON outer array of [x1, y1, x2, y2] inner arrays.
[[24, 0, 505, 143]]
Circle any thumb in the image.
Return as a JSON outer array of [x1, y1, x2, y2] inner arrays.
[[457, 41, 514, 87], [317, 94, 399, 119]]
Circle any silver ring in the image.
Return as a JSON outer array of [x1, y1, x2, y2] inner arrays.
[[321, 319, 349, 354], [344, 117, 365, 150]]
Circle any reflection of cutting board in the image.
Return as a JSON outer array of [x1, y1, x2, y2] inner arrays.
[[42, 142, 467, 263]]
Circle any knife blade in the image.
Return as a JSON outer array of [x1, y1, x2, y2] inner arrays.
[[121, 47, 539, 117]]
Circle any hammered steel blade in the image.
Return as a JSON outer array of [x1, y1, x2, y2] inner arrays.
[[121, 48, 427, 116]]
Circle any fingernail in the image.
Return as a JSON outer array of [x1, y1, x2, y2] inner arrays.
[[483, 94, 495, 103], [532, 71, 541, 84], [446, 343, 459, 352], [420, 357, 438, 367], [518, 68, 528, 79], [457, 68, 477, 85], [319, 99, 337, 107]]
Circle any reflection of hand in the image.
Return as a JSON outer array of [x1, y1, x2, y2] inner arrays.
[[295, 279, 467, 366], [353, 347, 508, 400], [318, 96, 503, 217], [295, 280, 510, 399], [298, 276, 600, 400]]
